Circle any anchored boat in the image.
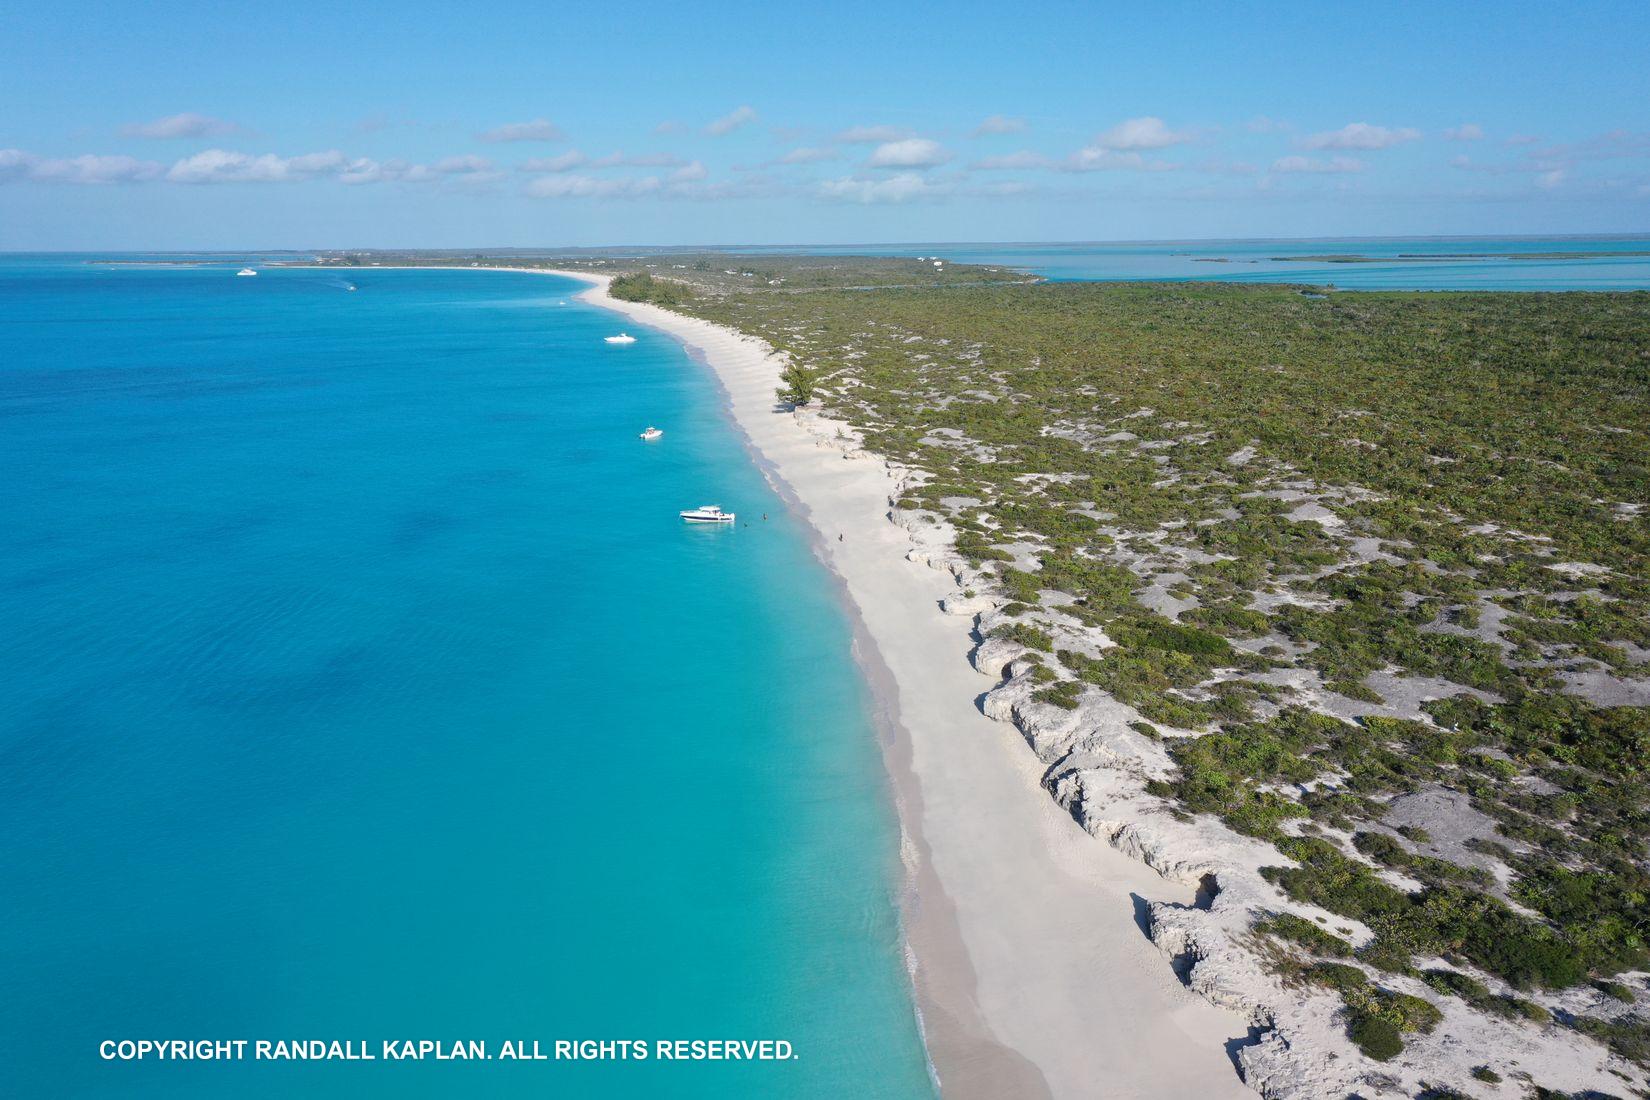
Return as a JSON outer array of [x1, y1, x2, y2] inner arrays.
[[640, 427, 663, 441], [680, 505, 734, 524], [236, 268, 258, 277], [604, 333, 636, 344]]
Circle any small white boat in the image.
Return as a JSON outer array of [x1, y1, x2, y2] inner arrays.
[[346, 284, 357, 292], [639, 427, 663, 441], [236, 268, 258, 277], [680, 505, 735, 524], [604, 333, 636, 344]]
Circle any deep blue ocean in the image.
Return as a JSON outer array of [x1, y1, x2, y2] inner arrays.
[[0, 260, 935, 1097], [742, 235, 1650, 289]]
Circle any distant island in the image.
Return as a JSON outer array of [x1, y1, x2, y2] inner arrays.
[[1259, 251, 1650, 263]]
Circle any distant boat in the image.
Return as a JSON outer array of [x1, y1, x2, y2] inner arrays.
[[680, 505, 734, 524], [640, 427, 663, 441], [605, 333, 636, 344], [236, 268, 258, 277], [346, 283, 357, 292]]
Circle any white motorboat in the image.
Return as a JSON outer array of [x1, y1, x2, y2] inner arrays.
[[236, 268, 258, 276], [604, 333, 636, 344], [639, 427, 663, 441], [680, 505, 734, 524]]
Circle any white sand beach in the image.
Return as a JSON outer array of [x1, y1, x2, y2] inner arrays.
[[550, 270, 1252, 1099]]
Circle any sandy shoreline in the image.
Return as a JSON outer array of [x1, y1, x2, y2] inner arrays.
[[536, 268, 1253, 1098]]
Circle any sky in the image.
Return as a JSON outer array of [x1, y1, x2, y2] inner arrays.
[[2, 0, 1649, 249]]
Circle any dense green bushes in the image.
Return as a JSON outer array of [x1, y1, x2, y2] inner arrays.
[[1255, 912, 1353, 956], [1263, 835, 1606, 989], [609, 271, 689, 307]]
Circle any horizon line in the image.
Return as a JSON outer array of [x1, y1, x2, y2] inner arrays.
[[7, 231, 1650, 256]]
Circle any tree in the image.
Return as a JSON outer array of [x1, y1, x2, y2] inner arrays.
[[776, 363, 822, 407]]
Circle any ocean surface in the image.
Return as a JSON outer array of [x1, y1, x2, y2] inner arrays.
[[0, 259, 935, 1097], [743, 235, 1650, 290]]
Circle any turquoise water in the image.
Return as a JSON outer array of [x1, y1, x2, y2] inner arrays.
[[0, 260, 934, 1097], [741, 236, 1650, 289]]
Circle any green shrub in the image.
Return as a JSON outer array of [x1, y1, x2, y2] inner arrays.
[[991, 621, 1054, 652], [1422, 968, 1489, 1002], [610, 271, 688, 306], [1348, 1013, 1403, 1061], [1255, 913, 1353, 957], [1305, 961, 1368, 991], [1033, 681, 1081, 710]]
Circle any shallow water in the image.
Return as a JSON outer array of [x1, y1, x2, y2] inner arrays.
[[0, 260, 934, 1097], [744, 236, 1650, 290]]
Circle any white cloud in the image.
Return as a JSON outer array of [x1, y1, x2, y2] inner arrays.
[[3, 146, 506, 188], [1505, 133, 1542, 146], [1271, 155, 1365, 174], [818, 172, 938, 203], [653, 121, 684, 135], [432, 154, 495, 175], [972, 114, 1026, 136], [338, 157, 407, 185], [479, 119, 564, 143], [671, 160, 708, 182], [1301, 122, 1420, 150], [166, 149, 327, 183], [835, 124, 911, 144], [1537, 168, 1567, 190], [0, 149, 165, 184], [519, 150, 684, 173], [287, 151, 349, 174], [971, 150, 1056, 170], [0, 149, 31, 181], [1095, 116, 1194, 150], [1444, 123, 1485, 142], [588, 151, 685, 168], [867, 138, 949, 168], [525, 174, 665, 198], [519, 151, 587, 173], [339, 157, 495, 185], [705, 106, 758, 136], [776, 146, 839, 164], [1065, 147, 1178, 172], [121, 112, 238, 139]]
